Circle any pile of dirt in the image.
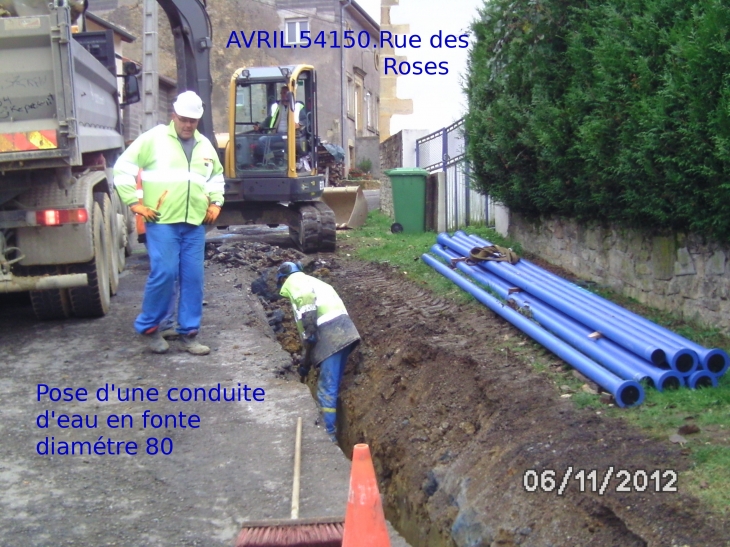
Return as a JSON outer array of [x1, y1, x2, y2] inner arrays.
[[208, 239, 730, 546], [327, 260, 730, 547]]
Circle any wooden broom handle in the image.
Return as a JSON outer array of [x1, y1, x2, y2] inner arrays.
[[291, 417, 302, 519]]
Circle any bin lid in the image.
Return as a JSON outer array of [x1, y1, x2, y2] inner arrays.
[[384, 167, 430, 176]]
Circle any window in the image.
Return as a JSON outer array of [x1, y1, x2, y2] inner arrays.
[[285, 18, 309, 45], [374, 96, 379, 133], [347, 75, 354, 119], [354, 74, 364, 133], [354, 83, 362, 132], [365, 91, 372, 130]]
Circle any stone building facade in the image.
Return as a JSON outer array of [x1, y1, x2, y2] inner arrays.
[[86, 0, 382, 173]]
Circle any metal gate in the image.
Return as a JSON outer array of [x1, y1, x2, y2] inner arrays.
[[416, 118, 489, 230]]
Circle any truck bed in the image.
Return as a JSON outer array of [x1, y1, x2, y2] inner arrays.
[[0, 7, 123, 170]]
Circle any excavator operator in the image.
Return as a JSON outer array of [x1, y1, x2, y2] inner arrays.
[[254, 85, 303, 164]]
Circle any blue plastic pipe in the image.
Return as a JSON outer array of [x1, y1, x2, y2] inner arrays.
[[459, 231, 729, 377], [421, 253, 645, 407], [686, 370, 719, 390], [439, 233, 672, 368], [455, 249, 700, 375], [431, 245, 683, 391]]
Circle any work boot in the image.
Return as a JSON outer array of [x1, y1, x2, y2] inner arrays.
[[160, 327, 179, 340], [180, 334, 210, 355], [144, 330, 169, 354]]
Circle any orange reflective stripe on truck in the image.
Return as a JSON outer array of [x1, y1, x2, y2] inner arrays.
[[0, 130, 58, 152]]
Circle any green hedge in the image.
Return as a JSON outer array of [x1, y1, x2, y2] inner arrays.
[[466, 0, 730, 240]]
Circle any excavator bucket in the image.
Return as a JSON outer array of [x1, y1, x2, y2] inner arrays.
[[321, 186, 369, 229]]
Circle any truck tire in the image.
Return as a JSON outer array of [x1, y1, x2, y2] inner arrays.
[[68, 202, 111, 317], [95, 193, 119, 295], [29, 266, 71, 320], [110, 191, 127, 273], [124, 205, 135, 257]]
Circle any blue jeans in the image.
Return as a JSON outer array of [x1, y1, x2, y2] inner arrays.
[[158, 277, 179, 332], [135, 223, 205, 335], [318, 342, 356, 435]]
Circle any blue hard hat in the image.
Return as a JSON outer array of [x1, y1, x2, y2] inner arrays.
[[277, 261, 302, 285]]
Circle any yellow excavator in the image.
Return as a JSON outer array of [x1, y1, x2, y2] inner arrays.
[[215, 64, 368, 251], [137, 0, 366, 252]]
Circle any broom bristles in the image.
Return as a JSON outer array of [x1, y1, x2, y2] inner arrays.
[[235, 520, 343, 547]]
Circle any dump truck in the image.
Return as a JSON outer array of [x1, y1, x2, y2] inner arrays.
[[0, 1, 139, 320], [0, 0, 356, 320]]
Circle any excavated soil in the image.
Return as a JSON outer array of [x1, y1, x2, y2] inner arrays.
[[209, 235, 730, 547]]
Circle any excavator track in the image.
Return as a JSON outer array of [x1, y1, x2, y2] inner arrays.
[[288, 201, 336, 253]]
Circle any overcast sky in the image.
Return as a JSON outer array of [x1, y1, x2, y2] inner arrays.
[[358, 0, 484, 135]]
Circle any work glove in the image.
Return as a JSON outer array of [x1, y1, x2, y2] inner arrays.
[[298, 343, 313, 383], [203, 203, 221, 225], [298, 362, 311, 382], [302, 310, 318, 344], [130, 204, 160, 223]]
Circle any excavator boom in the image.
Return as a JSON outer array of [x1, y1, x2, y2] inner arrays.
[[157, 0, 214, 143]]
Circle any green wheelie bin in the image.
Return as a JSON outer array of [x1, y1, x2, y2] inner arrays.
[[384, 167, 429, 233]]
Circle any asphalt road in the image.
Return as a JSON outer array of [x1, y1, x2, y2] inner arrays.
[[0, 241, 405, 546]]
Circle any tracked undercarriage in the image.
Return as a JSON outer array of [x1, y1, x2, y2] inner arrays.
[[214, 199, 337, 254], [288, 201, 336, 253]]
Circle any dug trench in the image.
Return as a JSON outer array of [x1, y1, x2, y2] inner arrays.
[[208, 238, 730, 547]]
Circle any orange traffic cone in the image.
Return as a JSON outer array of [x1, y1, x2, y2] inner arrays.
[[341, 444, 391, 546]]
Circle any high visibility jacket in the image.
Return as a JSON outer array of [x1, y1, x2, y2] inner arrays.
[[268, 101, 303, 131], [279, 272, 360, 366], [113, 122, 224, 225]]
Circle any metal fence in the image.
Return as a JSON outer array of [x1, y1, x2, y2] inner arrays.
[[416, 118, 490, 230]]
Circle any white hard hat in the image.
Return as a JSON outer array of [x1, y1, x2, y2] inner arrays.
[[173, 91, 204, 119]]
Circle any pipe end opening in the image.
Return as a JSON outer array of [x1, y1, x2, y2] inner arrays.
[[619, 385, 642, 407], [707, 353, 727, 375], [660, 376, 682, 391], [650, 349, 666, 366], [675, 352, 696, 374], [693, 376, 714, 389]]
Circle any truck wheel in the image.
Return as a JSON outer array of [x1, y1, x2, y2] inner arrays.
[[110, 192, 127, 273], [95, 193, 119, 295], [68, 202, 111, 317], [29, 266, 71, 320], [124, 205, 136, 257]]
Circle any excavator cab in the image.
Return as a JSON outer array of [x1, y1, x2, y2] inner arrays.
[[225, 65, 321, 197], [220, 64, 335, 251]]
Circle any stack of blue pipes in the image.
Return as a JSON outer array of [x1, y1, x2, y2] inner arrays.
[[422, 231, 729, 408]]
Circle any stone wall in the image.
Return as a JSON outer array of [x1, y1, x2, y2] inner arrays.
[[508, 213, 730, 332], [379, 131, 403, 218], [355, 135, 382, 180]]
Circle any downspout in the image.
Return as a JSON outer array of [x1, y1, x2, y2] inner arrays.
[[340, 0, 353, 176]]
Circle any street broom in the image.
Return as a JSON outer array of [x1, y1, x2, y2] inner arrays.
[[234, 417, 344, 547]]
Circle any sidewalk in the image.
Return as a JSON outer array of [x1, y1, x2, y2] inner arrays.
[[0, 251, 407, 546]]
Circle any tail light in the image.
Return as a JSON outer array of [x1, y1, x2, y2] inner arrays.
[[35, 208, 89, 226]]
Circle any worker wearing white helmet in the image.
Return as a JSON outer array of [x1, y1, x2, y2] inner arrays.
[[113, 90, 224, 355]]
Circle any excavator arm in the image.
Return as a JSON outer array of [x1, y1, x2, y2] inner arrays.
[[157, 0, 214, 143]]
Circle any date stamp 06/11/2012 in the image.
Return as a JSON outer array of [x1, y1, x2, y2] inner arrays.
[[523, 467, 678, 496]]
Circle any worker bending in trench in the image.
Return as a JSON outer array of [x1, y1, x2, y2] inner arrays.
[[277, 262, 360, 442]]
